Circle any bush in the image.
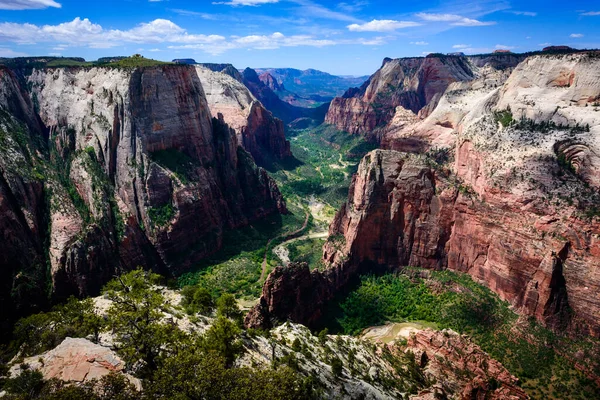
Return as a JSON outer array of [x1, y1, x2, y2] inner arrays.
[[181, 286, 214, 315]]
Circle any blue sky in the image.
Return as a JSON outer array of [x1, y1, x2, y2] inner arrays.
[[0, 0, 599, 75]]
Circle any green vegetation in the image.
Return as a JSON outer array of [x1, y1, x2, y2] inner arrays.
[[9, 297, 104, 358], [46, 59, 93, 68], [181, 286, 214, 315], [149, 149, 196, 184], [3, 270, 314, 400], [328, 270, 600, 400], [2, 370, 141, 400], [103, 54, 172, 68], [177, 208, 308, 299], [493, 107, 514, 127], [515, 117, 590, 134], [175, 124, 372, 300], [285, 238, 326, 270], [147, 203, 175, 228], [270, 124, 377, 209]]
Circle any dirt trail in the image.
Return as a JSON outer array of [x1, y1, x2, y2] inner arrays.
[[260, 211, 310, 282]]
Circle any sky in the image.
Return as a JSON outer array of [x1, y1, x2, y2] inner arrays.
[[0, 0, 599, 76]]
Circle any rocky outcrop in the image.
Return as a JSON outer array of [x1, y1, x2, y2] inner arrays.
[[9, 337, 141, 389], [404, 329, 528, 399], [259, 72, 284, 92], [252, 52, 600, 337], [0, 64, 287, 324], [196, 66, 291, 163], [325, 54, 526, 137]]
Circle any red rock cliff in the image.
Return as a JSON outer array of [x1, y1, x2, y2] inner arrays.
[[0, 65, 287, 318], [325, 54, 525, 137]]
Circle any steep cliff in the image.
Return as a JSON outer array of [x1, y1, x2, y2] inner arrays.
[[0, 66, 48, 334], [195, 66, 291, 163], [0, 64, 287, 326], [242, 68, 329, 124], [325, 54, 526, 137], [252, 52, 600, 338]]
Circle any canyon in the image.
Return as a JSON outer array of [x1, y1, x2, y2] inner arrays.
[[0, 62, 290, 330], [249, 51, 600, 341]]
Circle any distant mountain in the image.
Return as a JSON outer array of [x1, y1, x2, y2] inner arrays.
[[253, 68, 369, 99]]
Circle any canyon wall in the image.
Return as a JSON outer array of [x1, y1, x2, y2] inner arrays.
[[0, 64, 287, 328], [325, 54, 526, 137], [250, 52, 600, 337], [196, 66, 291, 164]]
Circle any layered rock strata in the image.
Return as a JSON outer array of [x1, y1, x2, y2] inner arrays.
[[251, 52, 600, 338], [0, 64, 286, 326], [325, 54, 526, 137]]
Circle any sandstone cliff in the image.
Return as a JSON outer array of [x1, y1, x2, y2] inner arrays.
[[0, 64, 287, 327], [325, 54, 526, 137], [196, 66, 291, 164], [242, 67, 329, 124], [252, 52, 600, 338]]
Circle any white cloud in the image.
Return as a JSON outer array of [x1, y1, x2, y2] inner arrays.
[[415, 13, 495, 26], [411, 41, 429, 45], [0, 18, 226, 49], [416, 13, 462, 22], [0, 17, 387, 56], [495, 44, 515, 50], [570, 33, 584, 38], [452, 44, 471, 49], [580, 11, 600, 16], [347, 19, 420, 32], [212, 0, 278, 6], [510, 11, 537, 16], [452, 18, 495, 26], [0, 0, 60, 10], [337, 1, 368, 13], [0, 47, 27, 57]]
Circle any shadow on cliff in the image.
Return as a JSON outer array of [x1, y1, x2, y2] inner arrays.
[[261, 153, 304, 174], [311, 260, 391, 334]]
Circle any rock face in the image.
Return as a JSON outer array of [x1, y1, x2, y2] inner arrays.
[[196, 66, 291, 163], [325, 54, 526, 137], [242, 68, 329, 124], [404, 329, 527, 400], [252, 52, 600, 338], [0, 66, 48, 334], [258, 72, 284, 92], [0, 64, 287, 325], [9, 337, 141, 389]]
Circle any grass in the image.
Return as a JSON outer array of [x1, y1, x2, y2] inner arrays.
[[325, 269, 600, 400]]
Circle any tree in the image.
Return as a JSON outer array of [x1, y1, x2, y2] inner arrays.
[[181, 286, 214, 315], [318, 328, 328, 345], [216, 293, 242, 323], [103, 269, 173, 376], [202, 316, 243, 367], [11, 297, 105, 357], [3, 367, 45, 399], [331, 357, 343, 377]]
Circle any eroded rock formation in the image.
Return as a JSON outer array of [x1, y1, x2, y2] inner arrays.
[[196, 66, 291, 163], [251, 52, 600, 338], [325, 54, 526, 137], [0, 64, 287, 326]]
